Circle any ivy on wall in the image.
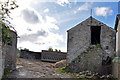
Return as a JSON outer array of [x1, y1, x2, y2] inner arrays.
[[0, 0, 18, 45], [1, 22, 13, 45]]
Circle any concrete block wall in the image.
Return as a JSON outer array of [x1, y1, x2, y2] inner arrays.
[[41, 50, 67, 62]]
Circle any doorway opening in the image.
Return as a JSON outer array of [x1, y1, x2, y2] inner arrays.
[[91, 26, 101, 45]]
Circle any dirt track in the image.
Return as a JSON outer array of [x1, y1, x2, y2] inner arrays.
[[7, 58, 73, 78]]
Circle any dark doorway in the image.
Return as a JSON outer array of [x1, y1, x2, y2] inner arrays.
[[91, 26, 101, 44]]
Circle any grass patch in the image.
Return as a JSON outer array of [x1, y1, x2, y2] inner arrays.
[[76, 76, 89, 80], [57, 66, 74, 75], [57, 67, 66, 73], [96, 44, 101, 47]]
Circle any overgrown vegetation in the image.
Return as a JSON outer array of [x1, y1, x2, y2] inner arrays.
[[57, 66, 74, 75], [2, 68, 13, 79], [48, 48, 61, 52], [1, 23, 13, 45], [0, 0, 18, 45], [57, 63, 116, 80]]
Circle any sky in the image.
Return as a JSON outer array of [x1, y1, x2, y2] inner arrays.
[[4, 0, 119, 52]]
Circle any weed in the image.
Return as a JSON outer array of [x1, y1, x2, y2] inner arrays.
[[2, 68, 13, 79], [96, 44, 101, 47], [17, 54, 20, 58]]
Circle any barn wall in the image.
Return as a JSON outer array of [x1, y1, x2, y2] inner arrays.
[[67, 18, 91, 63], [101, 25, 116, 60], [67, 17, 116, 74]]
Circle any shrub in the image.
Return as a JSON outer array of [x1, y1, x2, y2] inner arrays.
[[48, 48, 53, 51], [55, 49, 58, 52], [59, 50, 61, 52], [23, 48, 29, 51]]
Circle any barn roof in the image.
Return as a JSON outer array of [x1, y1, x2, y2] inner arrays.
[[67, 16, 113, 32], [115, 14, 120, 30]]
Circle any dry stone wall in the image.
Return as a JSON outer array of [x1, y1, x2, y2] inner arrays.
[[65, 45, 112, 75]]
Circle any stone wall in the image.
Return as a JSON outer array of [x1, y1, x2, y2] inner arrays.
[[0, 23, 3, 79], [65, 45, 112, 75], [20, 50, 41, 59], [0, 23, 17, 79], [4, 30, 17, 69], [41, 50, 67, 62]]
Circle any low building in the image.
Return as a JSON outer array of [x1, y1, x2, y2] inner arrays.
[[20, 50, 41, 59]]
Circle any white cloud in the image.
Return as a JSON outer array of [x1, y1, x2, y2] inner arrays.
[[44, 8, 49, 13], [94, 7, 113, 16], [78, 3, 90, 11], [56, 0, 70, 6], [74, 2, 93, 14], [9, 1, 66, 52], [74, 0, 77, 4]]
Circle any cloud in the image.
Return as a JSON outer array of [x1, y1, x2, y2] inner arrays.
[[56, 0, 70, 6], [19, 30, 48, 42], [44, 8, 49, 13], [22, 8, 40, 24], [78, 3, 91, 11], [10, 3, 66, 52], [74, 2, 93, 14], [74, 0, 77, 4], [94, 7, 113, 16]]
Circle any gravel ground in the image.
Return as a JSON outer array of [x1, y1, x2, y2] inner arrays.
[[6, 58, 73, 78]]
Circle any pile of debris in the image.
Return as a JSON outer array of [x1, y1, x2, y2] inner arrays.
[[73, 70, 113, 79], [53, 60, 66, 68]]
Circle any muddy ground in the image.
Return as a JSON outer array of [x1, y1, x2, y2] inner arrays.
[[6, 58, 73, 78]]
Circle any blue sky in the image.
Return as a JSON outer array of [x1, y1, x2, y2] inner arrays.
[[7, 0, 119, 52]]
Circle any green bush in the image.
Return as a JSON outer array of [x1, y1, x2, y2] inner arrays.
[[48, 48, 53, 51]]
